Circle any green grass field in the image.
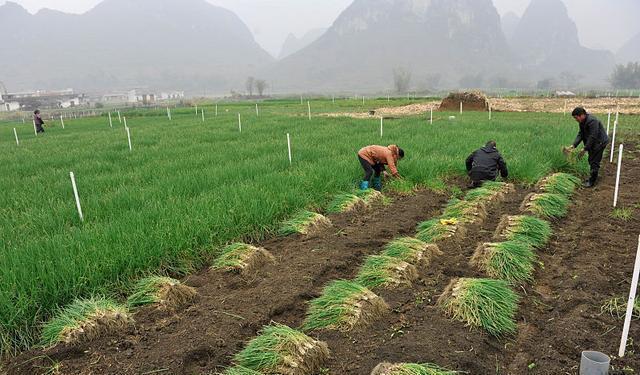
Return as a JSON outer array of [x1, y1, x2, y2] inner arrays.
[[0, 97, 619, 354]]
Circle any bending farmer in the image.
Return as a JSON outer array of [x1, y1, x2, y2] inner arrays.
[[466, 140, 508, 188], [357, 144, 404, 191], [566, 107, 609, 188]]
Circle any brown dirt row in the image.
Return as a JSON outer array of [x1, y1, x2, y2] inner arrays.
[[318, 184, 533, 374], [317, 144, 640, 374], [4, 187, 449, 375]]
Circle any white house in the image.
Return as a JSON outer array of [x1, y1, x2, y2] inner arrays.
[[159, 91, 184, 101], [60, 97, 81, 108]]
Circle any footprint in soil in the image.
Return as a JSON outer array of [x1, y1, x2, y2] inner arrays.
[[181, 346, 220, 373]]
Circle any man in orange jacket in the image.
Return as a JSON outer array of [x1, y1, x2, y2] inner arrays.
[[357, 144, 404, 190]]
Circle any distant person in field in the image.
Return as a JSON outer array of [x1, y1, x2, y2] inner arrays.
[[466, 140, 509, 188], [33, 110, 45, 133], [358, 144, 404, 191], [566, 107, 609, 188]]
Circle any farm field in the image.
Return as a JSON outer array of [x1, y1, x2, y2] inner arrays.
[[1, 98, 639, 374]]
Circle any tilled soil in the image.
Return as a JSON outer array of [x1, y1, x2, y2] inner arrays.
[[4, 188, 448, 375], [318, 145, 640, 374], [5, 145, 640, 375]]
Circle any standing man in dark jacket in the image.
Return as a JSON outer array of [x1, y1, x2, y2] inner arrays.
[[566, 107, 609, 188], [33, 110, 45, 133], [466, 141, 509, 188]]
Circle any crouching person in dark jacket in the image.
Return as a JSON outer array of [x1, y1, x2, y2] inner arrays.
[[567, 107, 609, 188], [466, 140, 509, 188]]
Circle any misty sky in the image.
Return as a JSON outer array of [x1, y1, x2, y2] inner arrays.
[[2, 0, 639, 57]]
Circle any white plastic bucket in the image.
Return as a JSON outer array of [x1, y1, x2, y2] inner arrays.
[[580, 351, 610, 375]]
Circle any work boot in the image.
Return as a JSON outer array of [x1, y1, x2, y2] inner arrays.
[[360, 181, 370, 190], [583, 172, 598, 188], [372, 177, 383, 191]]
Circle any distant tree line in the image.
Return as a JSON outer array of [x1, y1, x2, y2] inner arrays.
[[610, 62, 640, 89]]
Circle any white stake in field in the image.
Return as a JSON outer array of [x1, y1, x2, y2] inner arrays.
[[167, 107, 172, 121], [238, 113, 242, 132], [287, 133, 292, 165], [430, 107, 433, 125], [117, 110, 121, 123], [460, 102, 463, 114], [124, 116, 128, 130], [32, 119, 37, 136], [195, 105, 198, 115], [256, 103, 259, 116], [307, 101, 311, 120], [126, 127, 132, 152], [13, 128, 19, 146], [215, 104, 218, 117], [201, 109, 205, 122], [60, 115, 65, 129], [619, 235, 640, 357], [610, 120, 618, 163], [607, 112, 611, 136], [613, 144, 624, 208], [108, 112, 113, 128], [69, 172, 84, 222], [489, 103, 492, 120]]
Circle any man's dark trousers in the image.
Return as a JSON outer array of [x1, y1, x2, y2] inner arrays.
[[588, 142, 608, 183]]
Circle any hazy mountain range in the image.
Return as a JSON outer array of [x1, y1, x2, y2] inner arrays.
[[0, 0, 272, 92], [279, 28, 327, 59], [0, 0, 634, 94]]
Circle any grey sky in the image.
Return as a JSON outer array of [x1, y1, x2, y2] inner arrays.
[[2, 0, 639, 56]]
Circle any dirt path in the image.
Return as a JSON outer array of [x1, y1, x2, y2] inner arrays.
[[324, 97, 640, 119], [503, 143, 640, 373], [318, 185, 531, 374], [5, 189, 448, 375]]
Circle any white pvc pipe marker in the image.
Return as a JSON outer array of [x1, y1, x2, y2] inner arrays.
[[70, 172, 84, 222], [430, 107, 433, 125], [619, 235, 640, 358], [607, 112, 611, 136], [126, 127, 132, 152], [215, 104, 218, 116], [460, 102, 463, 114], [307, 101, 311, 120], [167, 107, 172, 121], [32, 120, 37, 136], [202, 109, 205, 122], [60, 116, 65, 129], [610, 120, 618, 163], [238, 113, 242, 132], [256, 103, 259, 116], [13, 128, 19, 146], [614, 144, 624, 208], [123, 116, 128, 130], [109, 112, 113, 128], [117, 110, 121, 123], [287, 133, 292, 165]]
